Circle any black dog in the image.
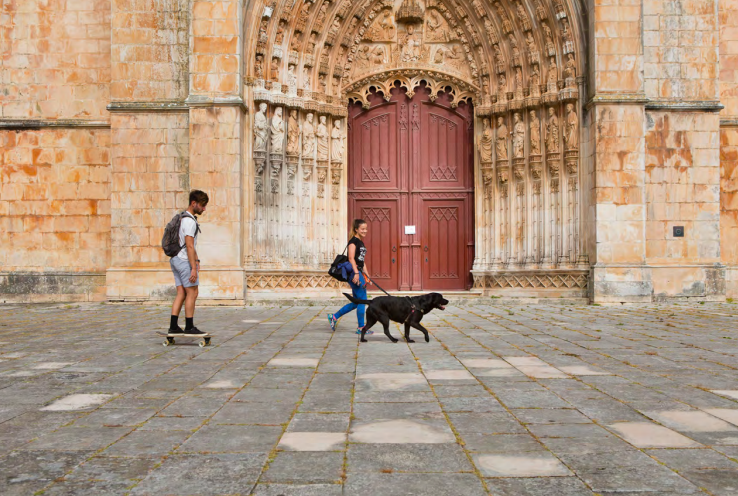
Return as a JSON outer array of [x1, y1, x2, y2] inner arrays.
[[342, 292, 449, 343]]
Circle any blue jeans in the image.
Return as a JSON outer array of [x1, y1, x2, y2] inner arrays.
[[334, 273, 366, 328]]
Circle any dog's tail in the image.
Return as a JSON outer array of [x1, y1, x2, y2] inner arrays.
[[343, 293, 371, 305]]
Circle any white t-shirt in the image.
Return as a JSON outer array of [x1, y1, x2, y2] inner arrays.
[[176, 212, 198, 261]]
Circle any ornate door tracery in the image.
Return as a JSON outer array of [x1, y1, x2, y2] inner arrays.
[[349, 83, 474, 291]]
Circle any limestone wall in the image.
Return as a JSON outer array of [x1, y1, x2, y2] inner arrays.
[[0, 0, 112, 302], [720, 0, 738, 297]]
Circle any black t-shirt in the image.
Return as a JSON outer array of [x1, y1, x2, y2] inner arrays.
[[348, 237, 367, 272]]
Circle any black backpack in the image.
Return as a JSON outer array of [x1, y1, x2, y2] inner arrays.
[[161, 212, 199, 257], [328, 242, 350, 282]]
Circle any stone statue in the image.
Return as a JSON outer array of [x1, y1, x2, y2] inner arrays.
[[303, 112, 316, 156], [379, 10, 395, 39], [287, 64, 297, 95], [546, 107, 559, 153], [287, 109, 300, 156], [543, 23, 555, 55], [564, 53, 576, 82], [303, 66, 311, 88], [307, 32, 317, 53], [529, 110, 541, 155], [290, 32, 302, 52], [530, 64, 540, 96], [271, 58, 279, 81], [331, 119, 344, 163], [316, 115, 329, 160], [426, 9, 448, 43], [270, 107, 284, 154], [371, 45, 386, 65], [258, 18, 268, 41], [498, 73, 507, 102], [564, 103, 578, 150], [547, 57, 558, 92], [254, 103, 268, 152], [480, 118, 493, 163], [401, 24, 421, 62], [513, 113, 525, 159], [255, 54, 264, 79], [514, 67, 524, 99], [315, 1, 328, 28], [275, 20, 286, 44], [319, 74, 327, 92], [496, 116, 508, 161]]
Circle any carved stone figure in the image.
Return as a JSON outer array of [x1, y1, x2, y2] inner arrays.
[[275, 20, 286, 44], [307, 32, 317, 53], [564, 103, 578, 150], [316, 115, 329, 160], [290, 32, 302, 52], [433, 46, 445, 64], [529, 110, 541, 155], [495, 2, 513, 33], [302, 66, 311, 88], [287, 110, 300, 156], [484, 19, 498, 46], [315, 1, 328, 28], [332, 77, 340, 96], [379, 10, 396, 39], [271, 58, 280, 81], [254, 103, 268, 153], [547, 57, 558, 92], [328, 18, 341, 43], [319, 74, 327, 92], [509, 33, 521, 66], [255, 54, 264, 79], [287, 64, 297, 95], [530, 64, 540, 96], [497, 73, 507, 102], [371, 45, 387, 65], [400, 24, 421, 62], [564, 53, 576, 83], [514, 67, 524, 99], [546, 107, 559, 153], [303, 112, 316, 156], [513, 113, 525, 159], [331, 120, 344, 163], [270, 107, 284, 154], [515, 1, 531, 30], [480, 118, 493, 163], [543, 23, 555, 56], [496, 116, 508, 161], [425, 9, 448, 43], [356, 45, 371, 70], [493, 43, 505, 72], [258, 18, 268, 41]]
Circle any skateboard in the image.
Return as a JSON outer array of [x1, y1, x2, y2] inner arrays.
[[156, 331, 212, 347]]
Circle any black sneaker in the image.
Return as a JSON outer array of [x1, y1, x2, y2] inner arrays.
[[184, 327, 206, 336], [168, 326, 184, 334]]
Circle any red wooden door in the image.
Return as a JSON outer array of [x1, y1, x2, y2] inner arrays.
[[348, 83, 473, 291]]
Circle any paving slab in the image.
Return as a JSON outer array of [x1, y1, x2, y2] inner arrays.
[[3, 302, 737, 494]]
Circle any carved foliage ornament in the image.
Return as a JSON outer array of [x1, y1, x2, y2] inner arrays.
[[346, 70, 477, 108]]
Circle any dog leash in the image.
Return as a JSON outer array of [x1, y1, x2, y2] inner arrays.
[[364, 277, 391, 297]]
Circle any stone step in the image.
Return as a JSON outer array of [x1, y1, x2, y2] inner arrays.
[[244, 295, 590, 307]]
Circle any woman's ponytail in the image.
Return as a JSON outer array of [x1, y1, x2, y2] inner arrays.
[[350, 218, 366, 240]]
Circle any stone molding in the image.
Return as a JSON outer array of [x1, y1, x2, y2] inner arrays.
[[720, 118, 738, 128], [107, 97, 248, 113], [246, 272, 341, 290], [645, 100, 724, 112], [0, 119, 110, 129], [472, 270, 589, 290], [584, 93, 649, 110]]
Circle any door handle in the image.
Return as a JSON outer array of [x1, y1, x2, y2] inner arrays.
[[392, 258, 395, 264], [424, 246, 429, 252], [392, 246, 397, 252]]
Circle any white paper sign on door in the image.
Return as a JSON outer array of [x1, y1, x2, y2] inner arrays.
[[404, 225, 416, 235]]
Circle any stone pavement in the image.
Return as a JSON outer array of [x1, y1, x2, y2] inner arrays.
[[1, 302, 738, 496]]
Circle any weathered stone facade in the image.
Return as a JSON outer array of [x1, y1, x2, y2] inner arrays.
[[1, 0, 736, 303]]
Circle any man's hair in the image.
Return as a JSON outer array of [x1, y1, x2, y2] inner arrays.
[[189, 190, 209, 205]]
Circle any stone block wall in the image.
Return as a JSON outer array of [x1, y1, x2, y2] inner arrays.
[[0, 0, 112, 302], [720, 0, 738, 297]]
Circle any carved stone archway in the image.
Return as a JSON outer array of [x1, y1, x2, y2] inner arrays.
[[243, 0, 588, 297]]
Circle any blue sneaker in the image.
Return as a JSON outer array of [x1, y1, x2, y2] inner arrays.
[[356, 327, 374, 335], [327, 314, 338, 331]]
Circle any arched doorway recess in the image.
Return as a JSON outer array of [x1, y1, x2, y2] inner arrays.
[[348, 79, 474, 291], [244, 0, 589, 297]]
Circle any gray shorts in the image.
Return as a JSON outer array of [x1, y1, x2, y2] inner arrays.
[[170, 257, 198, 288]]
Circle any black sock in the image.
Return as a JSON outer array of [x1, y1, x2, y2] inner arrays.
[[170, 315, 179, 329], [185, 317, 194, 330]]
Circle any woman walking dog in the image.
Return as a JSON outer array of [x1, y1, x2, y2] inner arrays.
[[328, 219, 374, 334]]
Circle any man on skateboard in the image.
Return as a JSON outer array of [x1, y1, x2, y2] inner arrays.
[[168, 190, 209, 335]]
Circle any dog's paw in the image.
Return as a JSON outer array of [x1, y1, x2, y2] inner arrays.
[[424, 336, 430, 342], [406, 339, 415, 343], [390, 339, 399, 343]]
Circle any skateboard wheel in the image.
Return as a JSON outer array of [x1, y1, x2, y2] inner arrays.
[[199, 340, 206, 347], [162, 340, 170, 347]]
